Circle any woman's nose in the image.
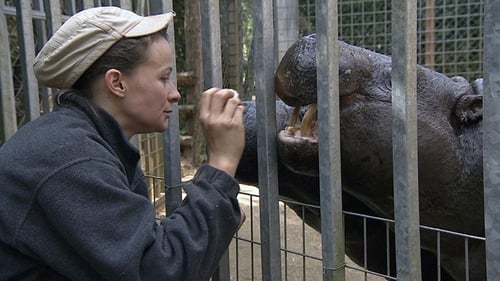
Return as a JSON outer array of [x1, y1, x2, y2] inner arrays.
[[169, 81, 181, 102]]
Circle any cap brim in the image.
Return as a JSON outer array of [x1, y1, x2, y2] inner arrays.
[[125, 12, 175, 38]]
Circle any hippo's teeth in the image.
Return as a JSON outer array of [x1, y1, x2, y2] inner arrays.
[[300, 103, 318, 138], [287, 105, 302, 133]]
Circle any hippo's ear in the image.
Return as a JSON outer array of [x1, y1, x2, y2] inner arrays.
[[454, 90, 483, 124]]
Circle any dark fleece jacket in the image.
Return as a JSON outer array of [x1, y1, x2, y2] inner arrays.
[[0, 94, 241, 281]]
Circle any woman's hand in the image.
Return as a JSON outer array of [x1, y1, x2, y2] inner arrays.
[[199, 88, 245, 177]]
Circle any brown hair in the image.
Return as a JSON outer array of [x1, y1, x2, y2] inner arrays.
[[72, 29, 168, 97]]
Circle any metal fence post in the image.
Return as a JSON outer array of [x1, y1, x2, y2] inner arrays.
[[315, 0, 345, 280], [199, 1, 232, 280], [0, 0, 17, 143], [391, 1, 422, 280], [275, 0, 299, 62], [483, 0, 500, 280], [253, 0, 282, 280], [155, 0, 183, 216], [14, 0, 40, 122]]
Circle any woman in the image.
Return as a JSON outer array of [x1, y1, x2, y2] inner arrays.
[[0, 6, 244, 281]]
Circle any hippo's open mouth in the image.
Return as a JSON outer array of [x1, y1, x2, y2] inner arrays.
[[276, 102, 320, 176], [281, 103, 318, 143]]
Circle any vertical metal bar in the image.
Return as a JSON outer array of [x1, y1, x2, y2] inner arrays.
[[157, 0, 182, 215], [118, 0, 132, 11], [391, 1, 422, 281], [437, 232, 441, 281], [316, 0, 344, 280], [82, 0, 93, 9], [64, 1, 76, 15], [283, 207, 288, 278], [32, 0, 50, 114], [386, 222, 391, 275], [199, 1, 231, 280], [363, 218, 368, 279], [41, 0, 62, 115], [253, 0, 282, 281], [200, 0, 223, 88], [464, 238, 469, 281], [0, 0, 17, 143], [274, 0, 299, 62], [483, 1, 500, 279], [42, 0, 61, 37], [14, 0, 40, 122]]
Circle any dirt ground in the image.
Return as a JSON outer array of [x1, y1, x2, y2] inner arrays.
[[179, 161, 385, 281]]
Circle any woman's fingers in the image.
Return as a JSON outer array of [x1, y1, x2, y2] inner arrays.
[[198, 88, 245, 176], [200, 88, 238, 115]]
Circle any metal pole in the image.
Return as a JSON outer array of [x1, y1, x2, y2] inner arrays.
[[15, 0, 40, 122], [274, 0, 299, 62], [315, 0, 345, 280], [199, 1, 231, 280], [483, 0, 500, 279], [253, 0, 282, 280], [391, 1, 422, 280], [158, 0, 182, 216], [0, 0, 17, 143]]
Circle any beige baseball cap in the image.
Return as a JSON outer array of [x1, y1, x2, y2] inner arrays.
[[33, 6, 175, 89]]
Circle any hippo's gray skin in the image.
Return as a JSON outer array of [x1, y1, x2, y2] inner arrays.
[[235, 34, 484, 281]]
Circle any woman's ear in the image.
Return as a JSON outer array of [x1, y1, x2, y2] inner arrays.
[[104, 69, 126, 97]]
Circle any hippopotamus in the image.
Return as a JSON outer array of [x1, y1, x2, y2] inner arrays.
[[235, 34, 484, 281]]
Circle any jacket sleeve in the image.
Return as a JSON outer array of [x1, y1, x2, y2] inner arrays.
[[32, 159, 242, 281]]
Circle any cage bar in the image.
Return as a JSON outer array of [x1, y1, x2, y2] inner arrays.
[[483, 0, 500, 279], [391, 0, 422, 280], [252, 0, 282, 281], [0, 0, 16, 143], [14, 0, 40, 122], [315, 0, 346, 280]]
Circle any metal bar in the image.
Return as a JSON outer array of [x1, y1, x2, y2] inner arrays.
[[315, 0, 345, 280], [118, 0, 132, 11], [199, 1, 231, 280], [437, 232, 441, 281], [40, 0, 63, 114], [64, 0, 76, 15], [391, 1, 421, 280], [15, 0, 40, 122], [386, 222, 391, 275], [464, 238, 469, 281], [274, 0, 299, 62], [201, 0, 223, 88], [155, 0, 182, 215], [82, 0, 93, 9], [0, 0, 17, 143], [42, 0, 62, 40], [483, 1, 500, 280], [32, 0, 50, 114], [253, 0, 282, 280]]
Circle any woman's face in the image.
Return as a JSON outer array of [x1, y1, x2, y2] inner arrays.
[[120, 37, 181, 136]]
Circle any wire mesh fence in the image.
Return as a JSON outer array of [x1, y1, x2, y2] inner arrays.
[[147, 174, 487, 280]]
